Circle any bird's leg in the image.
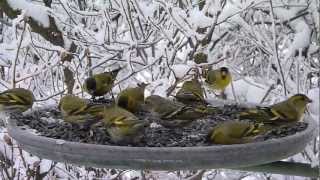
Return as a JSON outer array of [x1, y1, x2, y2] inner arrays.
[[220, 91, 227, 100], [207, 88, 218, 97], [110, 92, 116, 102], [213, 90, 226, 99]]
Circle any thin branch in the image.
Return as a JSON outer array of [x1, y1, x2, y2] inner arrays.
[[269, 0, 287, 96], [254, 11, 309, 25], [35, 90, 65, 102], [114, 55, 163, 86], [11, 20, 27, 88]]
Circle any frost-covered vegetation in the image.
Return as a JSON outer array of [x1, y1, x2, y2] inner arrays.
[[0, 0, 319, 179]]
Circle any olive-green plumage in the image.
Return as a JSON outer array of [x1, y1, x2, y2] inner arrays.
[[117, 83, 147, 113], [205, 67, 231, 91], [145, 95, 209, 128], [59, 95, 106, 125], [193, 52, 208, 64], [0, 88, 35, 113], [208, 121, 268, 145], [239, 94, 312, 124], [175, 79, 205, 104], [102, 106, 149, 144], [83, 67, 121, 97]]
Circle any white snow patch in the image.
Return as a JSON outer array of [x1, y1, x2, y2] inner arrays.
[[287, 21, 311, 57], [189, 9, 212, 28], [138, 1, 156, 18], [171, 64, 193, 79], [308, 88, 319, 116], [225, 77, 268, 103], [8, 0, 50, 27], [218, 3, 241, 23]]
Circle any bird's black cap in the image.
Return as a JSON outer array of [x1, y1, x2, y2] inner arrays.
[[220, 67, 229, 73]]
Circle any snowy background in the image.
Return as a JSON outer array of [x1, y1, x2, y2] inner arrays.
[[0, 0, 319, 179]]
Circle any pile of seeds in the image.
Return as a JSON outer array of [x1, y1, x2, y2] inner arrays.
[[12, 103, 307, 147]]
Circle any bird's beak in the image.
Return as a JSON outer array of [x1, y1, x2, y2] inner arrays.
[[307, 98, 313, 103]]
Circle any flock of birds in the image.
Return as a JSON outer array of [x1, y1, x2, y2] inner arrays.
[[0, 66, 313, 145]]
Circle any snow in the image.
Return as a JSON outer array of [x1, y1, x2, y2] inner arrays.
[[189, 9, 212, 28], [8, 0, 50, 27], [308, 88, 319, 118], [286, 21, 311, 58], [138, 1, 156, 18], [218, 3, 241, 23], [171, 64, 194, 79], [225, 77, 269, 104]]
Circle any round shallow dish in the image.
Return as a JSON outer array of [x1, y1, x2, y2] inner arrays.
[[7, 101, 317, 170]]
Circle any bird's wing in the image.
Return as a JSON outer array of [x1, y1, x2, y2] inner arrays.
[[108, 115, 129, 126], [205, 71, 217, 83], [68, 104, 90, 116], [239, 106, 282, 122], [163, 105, 194, 119], [0, 93, 29, 105], [270, 101, 297, 121]]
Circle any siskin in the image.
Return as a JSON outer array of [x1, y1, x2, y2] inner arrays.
[[58, 95, 106, 127], [0, 88, 35, 113], [102, 106, 149, 144], [175, 78, 205, 104], [239, 94, 312, 125], [208, 121, 268, 145], [117, 83, 148, 113], [205, 67, 232, 91], [145, 95, 209, 128], [83, 67, 121, 98]]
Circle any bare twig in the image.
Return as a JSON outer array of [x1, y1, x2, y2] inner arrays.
[[269, 0, 287, 96], [11, 20, 27, 88], [35, 90, 65, 102]]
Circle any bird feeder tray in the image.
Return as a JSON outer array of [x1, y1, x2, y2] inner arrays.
[[7, 100, 316, 170]]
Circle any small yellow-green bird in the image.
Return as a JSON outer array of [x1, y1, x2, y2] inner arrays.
[[193, 52, 209, 77], [83, 67, 121, 98], [145, 95, 208, 128], [175, 79, 205, 104], [58, 95, 106, 126], [117, 83, 148, 113], [0, 88, 35, 113], [208, 121, 268, 145], [205, 67, 232, 91], [102, 106, 149, 144], [239, 94, 312, 124], [193, 52, 208, 64]]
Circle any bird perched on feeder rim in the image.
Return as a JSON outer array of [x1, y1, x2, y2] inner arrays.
[[83, 67, 121, 99], [58, 94, 107, 127], [117, 83, 148, 113], [102, 106, 149, 144], [207, 121, 269, 145], [145, 95, 210, 128], [175, 78, 206, 105], [0, 88, 35, 113], [239, 94, 312, 125], [205, 67, 232, 91]]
